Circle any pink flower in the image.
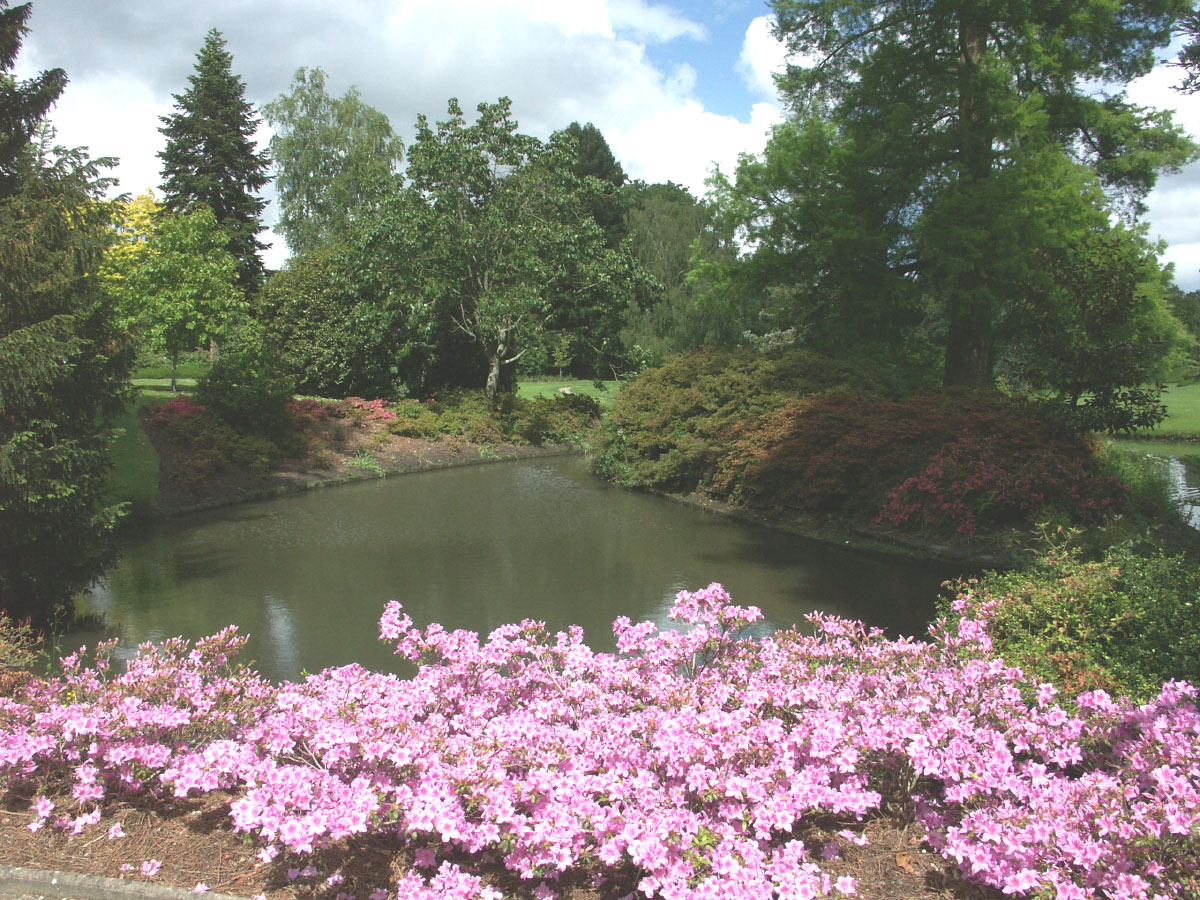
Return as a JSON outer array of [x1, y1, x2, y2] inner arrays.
[[141, 859, 161, 878]]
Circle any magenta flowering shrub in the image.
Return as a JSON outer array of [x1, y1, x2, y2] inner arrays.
[[345, 397, 398, 422], [1, 588, 1197, 899], [877, 430, 1128, 537]]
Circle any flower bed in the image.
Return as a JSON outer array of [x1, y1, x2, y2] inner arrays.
[[1, 587, 1196, 899]]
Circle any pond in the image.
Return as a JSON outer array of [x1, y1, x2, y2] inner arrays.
[[74, 456, 968, 681]]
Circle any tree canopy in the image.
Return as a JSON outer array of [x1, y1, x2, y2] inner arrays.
[[705, 0, 1196, 404], [398, 98, 644, 400], [264, 67, 404, 256], [130, 206, 245, 391]]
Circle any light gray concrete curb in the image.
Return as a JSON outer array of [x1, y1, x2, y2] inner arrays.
[[0, 865, 248, 900]]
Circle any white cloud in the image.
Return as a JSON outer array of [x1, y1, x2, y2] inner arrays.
[[737, 14, 787, 100], [1126, 53, 1200, 289], [610, 100, 783, 195], [609, 0, 708, 43]]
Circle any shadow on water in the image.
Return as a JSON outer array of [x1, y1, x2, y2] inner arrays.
[[73, 457, 972, 682]]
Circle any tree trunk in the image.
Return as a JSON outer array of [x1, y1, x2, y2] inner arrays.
[[943, 306, 993, 387], [485, 353, 503, 405], [943, 7, 994, 388], [171, 350, 179, 393]]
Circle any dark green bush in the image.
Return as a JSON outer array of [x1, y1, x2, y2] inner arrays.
[[592, 346, 893, 491], [946, 546, 1200, 702], [195, 340, 296, 437]]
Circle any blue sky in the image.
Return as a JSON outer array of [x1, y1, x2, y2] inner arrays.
[[16, 0, 1200, 287]]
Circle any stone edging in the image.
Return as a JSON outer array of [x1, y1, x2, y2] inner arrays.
[[0, 864, 247, 900]]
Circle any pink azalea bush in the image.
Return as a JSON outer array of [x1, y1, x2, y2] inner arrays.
[[0, 586, 1197, 899]]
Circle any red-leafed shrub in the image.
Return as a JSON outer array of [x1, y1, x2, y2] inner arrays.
[[877, 430, 1128, 537], [717, 389, 1125, 535]]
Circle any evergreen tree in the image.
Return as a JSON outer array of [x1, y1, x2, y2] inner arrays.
[[558, 121, 627, 248], [0, 1, 134, 622], [0, 1, 63, 195], [158, 28, 269, 291]]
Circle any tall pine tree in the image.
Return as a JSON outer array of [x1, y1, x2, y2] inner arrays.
[[0, 1, 135, 623], [159, 28, 269, 290]]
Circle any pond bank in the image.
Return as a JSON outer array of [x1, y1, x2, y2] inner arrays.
[[652, 488, 1012, 569], [138, 405, 583, 521], [136, 408, 1006, 568]]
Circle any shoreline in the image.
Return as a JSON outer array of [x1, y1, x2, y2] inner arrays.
[[649, 487, 1011, 569], [140, 442, 583, 523]]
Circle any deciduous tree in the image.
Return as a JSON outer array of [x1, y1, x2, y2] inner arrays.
[[759, 0, 1196, 387], [264, 67, 403, 256], [130, 206, 244, 391], [401, 98, 644, 402]]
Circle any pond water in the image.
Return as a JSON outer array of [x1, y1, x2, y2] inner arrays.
[[74, 456, 967, 681]]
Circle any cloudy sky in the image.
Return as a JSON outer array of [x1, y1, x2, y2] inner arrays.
[[14, 0, 1200, 288]]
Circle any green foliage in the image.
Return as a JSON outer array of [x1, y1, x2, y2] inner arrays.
[[157, 28, 269, 290], [591, 346, 886, 491], [264, 67, 404, 255], [1001, 226, 1187, 433], [557, 121, 627, 248], [948, 546, 1200, 703], [710, 1, 1197, 388], [128, 205, 244, 390], [256, 242, 421, 398], [0, 2, 64, 195], [619, 181, 743, 367], [386, 390, 600, 448], [399, 98, 648, 401], [194, 333, 296, 438], [0, 12, 134, 622]]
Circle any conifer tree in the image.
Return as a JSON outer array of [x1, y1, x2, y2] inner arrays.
[[159, 28, 269, 290], [0, 1, 134, 623]]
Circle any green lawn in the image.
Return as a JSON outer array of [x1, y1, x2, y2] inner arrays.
[[105, 391, 167, 523], [517, 378, 621, 406], [1152, 382, 1200, 437], [132, 377, 198, 391]]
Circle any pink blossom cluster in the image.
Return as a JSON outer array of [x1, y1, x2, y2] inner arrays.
[[0, 586, 1197, 900], [345, 397, 398, 421]]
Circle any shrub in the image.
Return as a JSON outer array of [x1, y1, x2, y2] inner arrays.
[[593, 346, 892, 491], [946, 546, 1200, 703], [877, 430, 1127, 537], [195, 340, 296, 437], [716, 389, 1124, 535]]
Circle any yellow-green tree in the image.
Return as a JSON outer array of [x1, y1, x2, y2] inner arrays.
[[99, 190, 158, 329]]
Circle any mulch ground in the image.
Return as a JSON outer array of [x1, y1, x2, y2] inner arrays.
[[0, 788, 1002, 900]]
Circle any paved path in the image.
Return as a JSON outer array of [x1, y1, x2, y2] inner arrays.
[[0, 866, 246, 900]]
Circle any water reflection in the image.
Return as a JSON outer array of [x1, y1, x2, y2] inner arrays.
[[75, 457, 965, 681]]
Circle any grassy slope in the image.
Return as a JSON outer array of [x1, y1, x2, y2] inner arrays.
[[106, 391, 166, 522], [1151, 382, 1200, 436]]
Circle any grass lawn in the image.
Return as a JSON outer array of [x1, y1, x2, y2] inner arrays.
[[132, 377, 198, 391], [517, 378, 621, 406], [1145, 382, 1200, 437], [106, 390, 168, 523]]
